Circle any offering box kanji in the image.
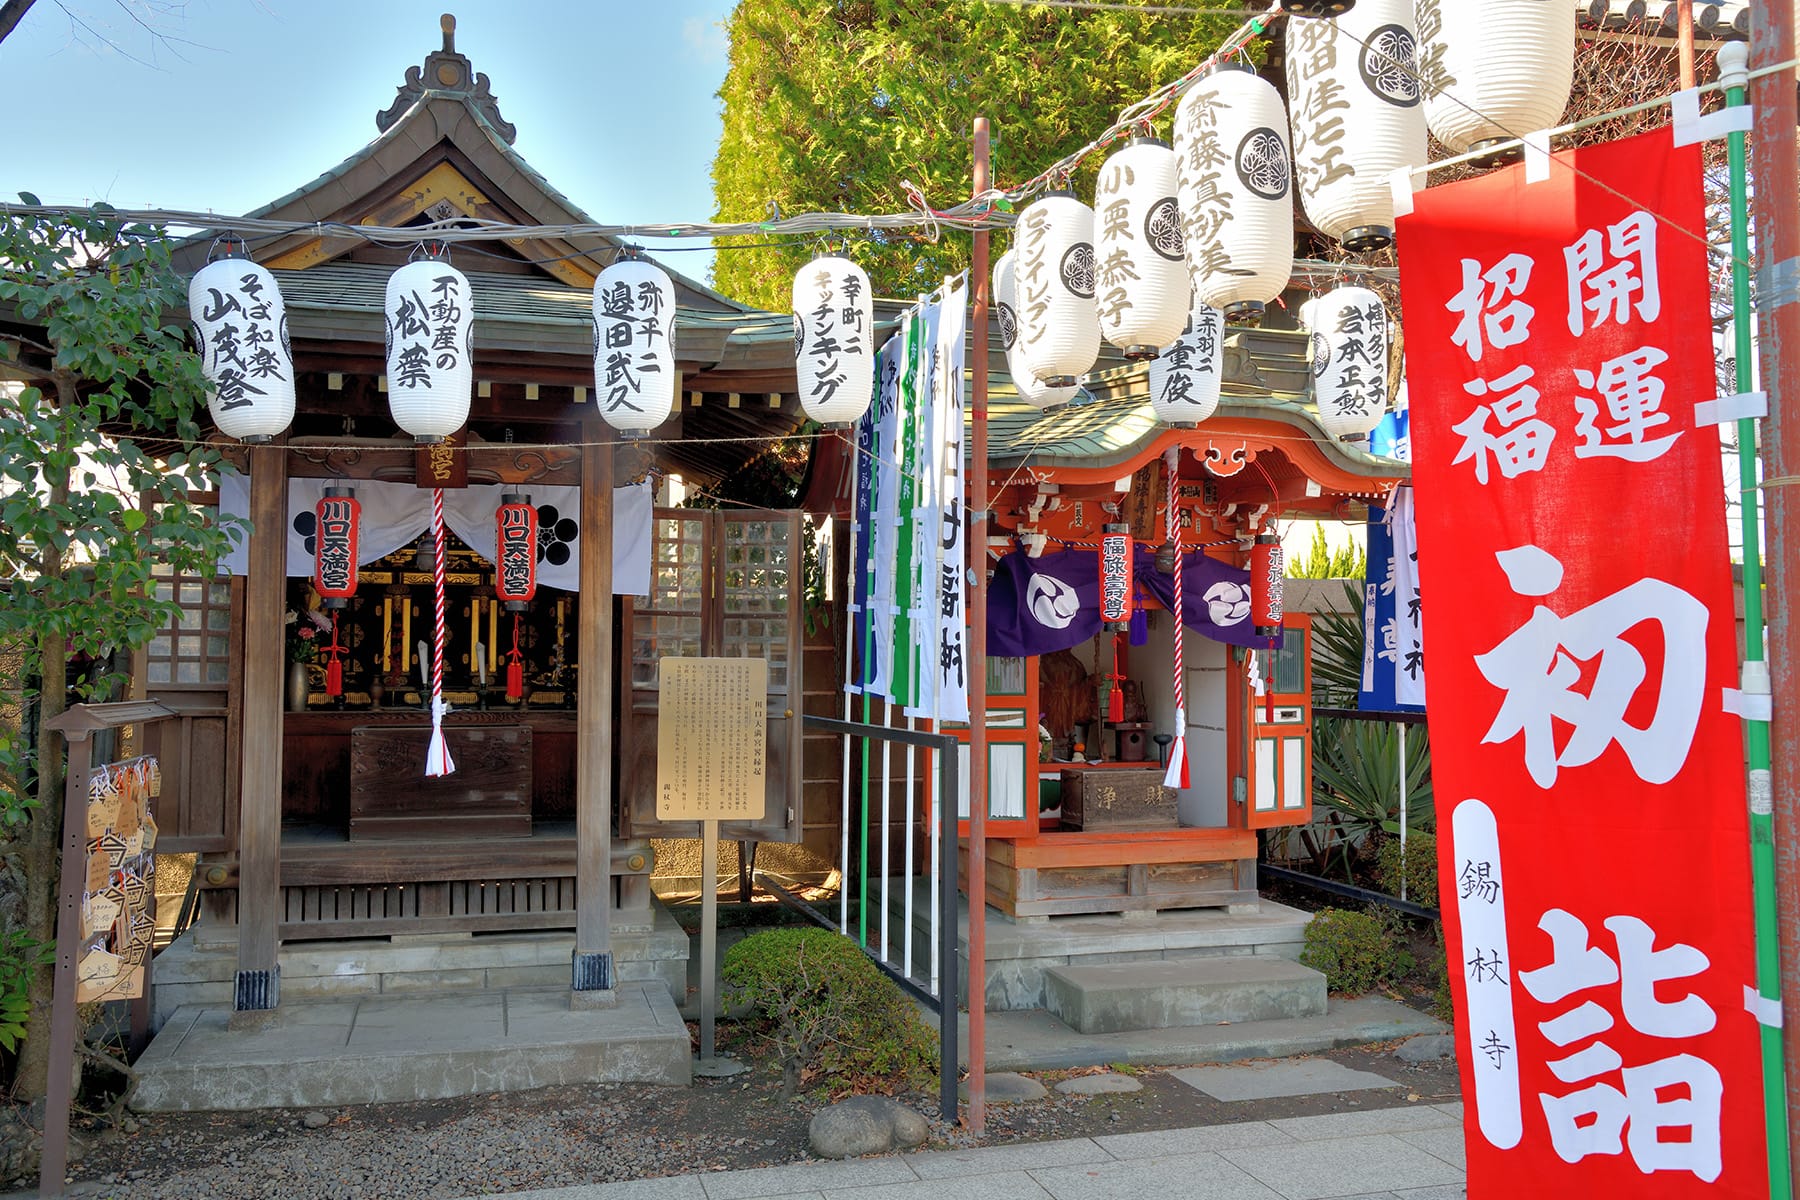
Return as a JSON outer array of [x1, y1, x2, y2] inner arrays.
[[349, 724, 532, 838], [1058, 764, 1177, 832]]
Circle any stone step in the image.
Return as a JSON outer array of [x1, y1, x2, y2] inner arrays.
[[132, 982, 691, 1111], [1043, 956, 1327, 1034]]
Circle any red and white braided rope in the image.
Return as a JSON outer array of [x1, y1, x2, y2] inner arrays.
[[1164, 451, 1188, 790], [424, 485, 457, 777]]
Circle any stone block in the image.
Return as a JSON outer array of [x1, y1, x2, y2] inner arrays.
[[1044, 958, 1327, 1034], [377, 968, 487, 994]]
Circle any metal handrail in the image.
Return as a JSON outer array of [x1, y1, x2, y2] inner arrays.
[[802, 713, 961, 1124]]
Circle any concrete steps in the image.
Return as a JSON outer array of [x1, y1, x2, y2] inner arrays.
[[882, 879, 1314, 1011], [1043, 957, 1328, 1034], [132, 982, 692, 1111]]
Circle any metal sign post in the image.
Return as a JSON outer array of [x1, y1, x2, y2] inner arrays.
[[656, 658, 767, 1074]]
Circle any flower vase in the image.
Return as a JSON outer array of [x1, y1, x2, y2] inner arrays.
[[287, 661, 311, 712]]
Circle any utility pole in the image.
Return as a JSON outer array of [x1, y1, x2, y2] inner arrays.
[[966, 115, 992, 1136], [1751, 0, 1800, 1186]]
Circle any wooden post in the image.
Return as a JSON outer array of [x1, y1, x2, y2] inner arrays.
[[573, 427, 616, 1001], [38, 727, 92, 1198], [967, 114, 992, 1134], [235, 443, 286, 1014]]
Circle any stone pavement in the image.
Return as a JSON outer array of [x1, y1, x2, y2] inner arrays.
[[461, 1104, 1469, 1200]]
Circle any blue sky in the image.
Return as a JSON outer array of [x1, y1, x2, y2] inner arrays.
[[0, 0, 737, 277]]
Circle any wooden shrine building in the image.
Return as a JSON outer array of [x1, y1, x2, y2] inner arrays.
[[136, 17, 821, 1016]]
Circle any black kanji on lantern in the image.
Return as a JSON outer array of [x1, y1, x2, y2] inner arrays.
[[313, 487, 360, 609], [496, 495, 538, 611]]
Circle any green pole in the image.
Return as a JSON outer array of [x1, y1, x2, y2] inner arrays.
[[1721, 41, 1791, 1193]]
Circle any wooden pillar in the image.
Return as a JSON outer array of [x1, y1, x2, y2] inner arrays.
[[573, 427, 616, 1001], [234, 443, 285, 1013]]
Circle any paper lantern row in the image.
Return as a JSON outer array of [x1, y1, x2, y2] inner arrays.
[[194, 252, 684, 443], [998, 0, 1569, 428]]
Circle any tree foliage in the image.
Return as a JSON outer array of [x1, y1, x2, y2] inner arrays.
[[0, 200, 238, 1098], [710, 0, 1240, 309], [1286, 523, 1365, 581]]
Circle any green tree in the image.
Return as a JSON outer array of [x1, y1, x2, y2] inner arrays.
[[0, 201, 237, 1098], [1286, 523, 1365, 580], [710, 0, 1241, 308]]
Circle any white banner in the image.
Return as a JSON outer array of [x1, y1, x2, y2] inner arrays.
[[931, 274, 970, 723], [219, 475, 652, 595], [906, 294, 942, 719], [1388, 484, 1425, 706], [868, 335, 904, 701]]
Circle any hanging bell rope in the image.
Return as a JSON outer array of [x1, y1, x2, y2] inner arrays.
[[424, 486, 457, 778], [1163, 448, 1189, 791]]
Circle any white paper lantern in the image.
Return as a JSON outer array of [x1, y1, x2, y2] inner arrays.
[[993, 249, 1079, 411], [1285, 0, 1356, 14], [1148, 296, 1224, 427], [1014, 192, 1101, 388], [1416, 0, 1575, 156], [1093, 139, 1188, 359], [1174, 65, 1295, 323], [592, 258, 677, 437], [1310, 285, 1390, 442], [793, 255, 874, 426], [189, 256, 295, 443], [1287, 0, 1427, 251], [384, 257, 473, 442]]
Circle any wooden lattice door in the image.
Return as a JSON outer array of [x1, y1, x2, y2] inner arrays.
[[620, 508, 804, 841]]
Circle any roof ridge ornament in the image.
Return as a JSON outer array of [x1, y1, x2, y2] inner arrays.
[[375, 13, 517, 145]]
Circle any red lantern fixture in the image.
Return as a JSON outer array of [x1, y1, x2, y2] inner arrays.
[[1098, 524, 1133, 629], [495, 494, 538, 702], [495, 495, 538, 611], [313, 487, 360, 609], [1251, 530, 1285, 639]]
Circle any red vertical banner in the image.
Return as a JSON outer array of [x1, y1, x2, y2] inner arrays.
[[1398, 127, 1766, 1197]]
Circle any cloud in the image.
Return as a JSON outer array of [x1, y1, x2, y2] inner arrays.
[[681, 16, 727, 64]]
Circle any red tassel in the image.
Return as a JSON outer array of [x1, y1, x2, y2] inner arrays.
[[506, 613, 524, 701], [1108, 678, 1124, 723], [324, 612, 343, 697]]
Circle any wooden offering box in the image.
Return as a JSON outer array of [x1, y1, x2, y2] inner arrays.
[[1058, 763, 1177, 832], [349, 724, 533, 839]]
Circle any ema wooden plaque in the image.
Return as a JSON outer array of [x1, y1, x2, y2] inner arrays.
[[656, 657, 767, 821]]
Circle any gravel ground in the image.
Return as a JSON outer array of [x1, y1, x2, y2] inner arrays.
[[40, 1040, 1461, 1200]]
